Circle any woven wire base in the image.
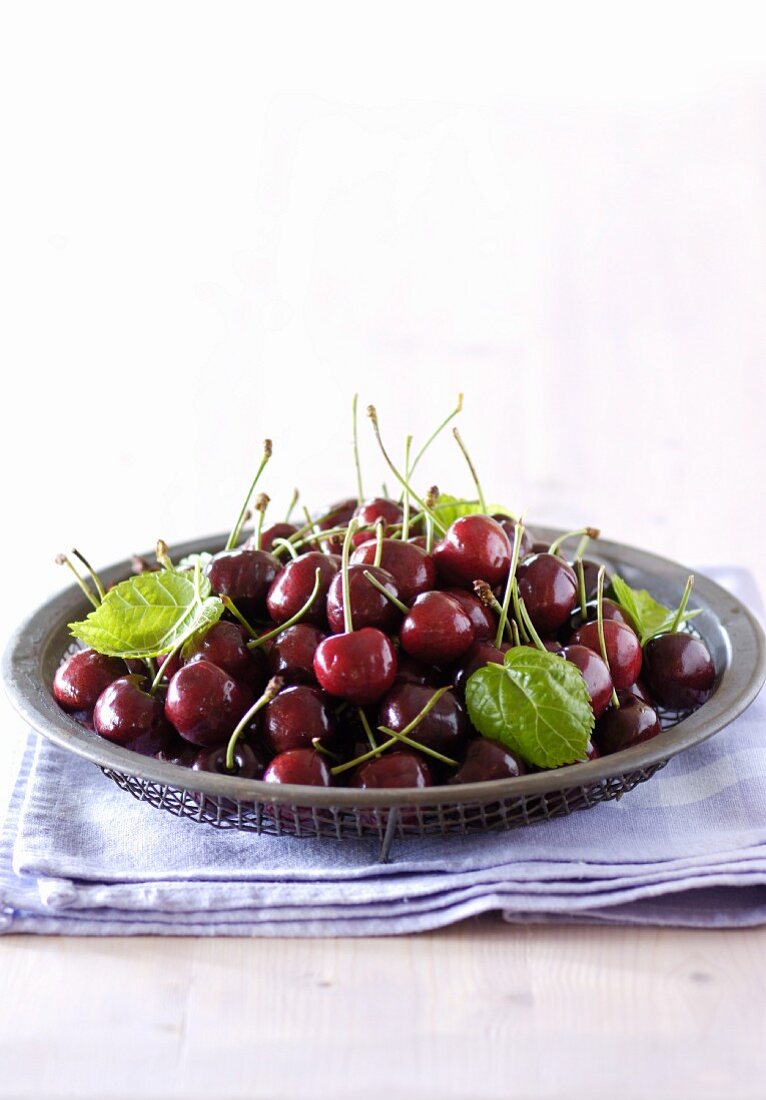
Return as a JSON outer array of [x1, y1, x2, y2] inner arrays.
[[100, 759, 668, 859]]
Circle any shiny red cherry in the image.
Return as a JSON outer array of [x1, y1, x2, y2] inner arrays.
[[378, 683, 469, 756], [351, 750, 431, 790], [165, 660, 254, 747], [326, 563, 403, 634], [353, 497, 403, 528], [569, 620, 642, 689], [53, 649, 127, 713], [449, 738, 525, 783], [257, 522, 300, 553], [261, 685, 337, 755], [433, 515, 511, 588], [268, 623, 326, 685], [264, 749, 333, 786], [350, 539, 436, 604], [313, 627, 397, 704], [558, 644, 613, 719], [643, 633, 715, 709], [516, 553, 577, 634], [184, 620, 266, 689], [442, 588, 497, 641], [594, 697, 661, 754], [265, 551, 339, 627], [93, 675, 169, 754], [191, 742, 266, 779], [399, 591, 475, 665], [567, 597, 637, 635], [206, 549, 280, 619], [491, 514, 535, 559]]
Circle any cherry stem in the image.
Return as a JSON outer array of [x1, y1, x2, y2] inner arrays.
[[373, 519, 385, 567], [352, 394, 364, 505], [452, 427, 487, 514], [574, 532, 591, 560], [247, 568, 322, 649], [55, 554, 100, 609], [670, 575, 695, 634], [473, 580, 513, 643], [271, 537, 299, 561], [511, 577, 530, 643], [149, 640, 184, 694], [362, 570, 409, 614], [154, 540, 176, 574], [409, 393, 463, 478], [548, 527, 600, 558], [576, 559, 588, 620], [367, 406, 447, 534], [253, 493, 270, 552], [510, 620, 521, 647], [377, 726, 459, 767], [596, 565, 620, 709], [226, 440, 273, 551], [494, 519, 524, 647], [424, 486, 438, 554], [71, 549, 106, 600], [331, 686, 454, 775], [517, 596, 547, 652], [357, 707, 378, 751], [285, 488, 300, 523], [401, 435, 413, 541], [341, 519, 359, 634], [220, 596, 259, 640], [225, 677, 283, 772]]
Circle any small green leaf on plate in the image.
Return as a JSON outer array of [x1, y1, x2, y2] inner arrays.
[[610, 574, 701, 645]]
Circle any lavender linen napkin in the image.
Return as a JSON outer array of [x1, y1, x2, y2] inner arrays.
[[2, 566, 765, 937]]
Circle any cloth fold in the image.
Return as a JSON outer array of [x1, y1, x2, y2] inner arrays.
[[2, 565, 765, 937]]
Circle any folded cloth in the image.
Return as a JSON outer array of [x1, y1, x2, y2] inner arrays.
[[2, 565, 765, 937]]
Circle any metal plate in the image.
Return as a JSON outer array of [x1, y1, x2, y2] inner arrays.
[[3, 530, 765, 851]]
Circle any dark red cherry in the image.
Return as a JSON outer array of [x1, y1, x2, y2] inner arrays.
[[449, 738, 525, 783], [257, 522, 299, 553], [265, 551, 338, 627], [491, 514, 535, 559], [53, 649, 127, 713], [261, 685, 337, 755], [558, 644, 613, 719], [206, 549, 280, 619], [165, 660, 254, 747], [433, 515, 512, 588], [399, 591, 475, 665], [313, 497, 358, 553], [264, 748, 333, 786], [184, 620, 266, 689], [350, 539, 436, 604], [268, 623, 326, 685], [516, 553, 577, 634], [314, 627, 397, 704], [191, 741, 266, 779], [570, 620, 642, 689], [351, 750, 431, 790], [155, 650, 182, 683], [579, 559, 610, 599], [326, 563, 403, 634], [93, 675, 169, 754], [643, 633, 715, 709], [442, 588, 497, 641], [453, 640, 511, 697], [567, 597, 637, 635], [594, 697, 661, 754], [353, 497, 403, 528], [378, 683, 469, 756]]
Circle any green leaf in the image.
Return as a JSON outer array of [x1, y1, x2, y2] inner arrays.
[[610, 574, 701, 646], [465, 648, 594, 768], [432, 493, 511, 527], [69, 571, 224, 658]]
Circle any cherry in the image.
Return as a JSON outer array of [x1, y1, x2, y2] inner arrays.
[[570, 620, 642, 689], [261, 685, 338, 755], [93, 675, 169, 754], [453, 639, 510, 696], [558, 644, 613, 719], [313, 497, 358, 553], [184, 620, 266, 689], [155, 650, 182, 683], [257, 522, 299, 553], [264, 749, 333, 786], [449, 738, 525, 783], [353, 497, 403, 528], [206, 549, 280, 619], [442, 588, 497, 641], [400, 591, 475, 665], [165, 660, 254, 747], [351, 750, 431, 790], [567, 597, 637, 635], [268, 623, 326, 685], [192, 742, 266, 779], [326, 563, 403, 634], [314, 627, 397, 705], [491, 515, 535, 560], [581, 559, 611, 600], [350, 539, 436, 604], [266, 551, 338, 627], [378, 683, 469, 756], [395, 654, 444, 686], [516, 553, 577, 634], [594, 696, 661, 754], [618, 679, 651, 705], [53, 649, 126, 713], [433, 515, 512, 588], [643, 633, 715, 709]]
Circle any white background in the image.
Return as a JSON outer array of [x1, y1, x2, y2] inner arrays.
[[1, 2, 766, 723]]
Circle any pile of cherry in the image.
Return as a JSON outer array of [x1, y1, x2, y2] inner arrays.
[[52, 492, 716, 792]]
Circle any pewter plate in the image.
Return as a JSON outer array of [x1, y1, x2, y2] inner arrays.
[[3, 529, 765, 860]]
